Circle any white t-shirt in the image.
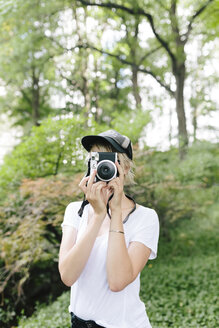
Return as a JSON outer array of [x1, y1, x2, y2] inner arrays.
[[61, 201, 160, 328]]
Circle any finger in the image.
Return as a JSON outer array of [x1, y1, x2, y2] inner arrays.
[[116, 161, 124, 180], [95, 182, 107, 194], [108, 178, 119, 189], [79, 176, 90, 185], [79, 176, 90, 191], [91, 181, 106, 189], [91, 181, 107, 194], [87, 170, 97, 190]]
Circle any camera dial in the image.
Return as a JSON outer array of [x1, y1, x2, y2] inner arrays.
[[96, 160, 117, 182]]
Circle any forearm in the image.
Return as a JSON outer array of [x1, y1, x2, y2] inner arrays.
[[107, 210, 134, 292], [59, 216, 103, 286]]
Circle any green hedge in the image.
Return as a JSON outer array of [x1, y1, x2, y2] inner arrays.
[[18, 256, 218, 328]]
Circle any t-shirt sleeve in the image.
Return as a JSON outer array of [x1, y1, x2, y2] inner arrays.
[[130, 209, 160, 260], [61, 202, 82, 230]]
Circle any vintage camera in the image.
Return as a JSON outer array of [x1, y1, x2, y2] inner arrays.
[[90, 152, 118, 182]]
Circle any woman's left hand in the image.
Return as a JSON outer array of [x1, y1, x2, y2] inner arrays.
[[107, 161, 124, 213]]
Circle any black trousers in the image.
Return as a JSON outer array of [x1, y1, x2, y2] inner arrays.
[[70, 312, 105, 328]]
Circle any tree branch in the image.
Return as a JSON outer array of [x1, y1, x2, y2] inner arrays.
[[20, 90, 32, 105], [58, 69, 82, 90], [138, 46, 163, 65], [169, 0, 180, 38], [76, 0, 176, 64], [76, 43, 174, 95], [47, 34, 174, 95], [183, 0, 214, 42]]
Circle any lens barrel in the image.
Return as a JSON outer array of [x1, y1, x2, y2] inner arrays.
[[96, 160, 117, 182]]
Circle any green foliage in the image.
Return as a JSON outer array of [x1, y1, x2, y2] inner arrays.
[[0, 0, 218, 144], [0, 174, 83, 326], [0, 111, 150, 202], [0, 0, 62, 128], [111, 108, 151, 144], [0, 115, 87, 201], [18, 292, 71, 328], [141, 205, 219, 327], [141, 255, 219, 328], [17, 254, 218, 328], [128, 141, 219, 236]]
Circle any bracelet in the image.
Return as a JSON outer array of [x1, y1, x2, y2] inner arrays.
[[109, 230, 124, 234]]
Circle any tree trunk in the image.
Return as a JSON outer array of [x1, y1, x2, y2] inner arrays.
[[174, 63, 188, 158], [130, 18, 142, 108], [192, 106, 197, 143], [131, 65, 142, 107], [32, 69, 40, 126], [93, 59, 101, 123], [82, 75, 90, 117], [54, 151, 62, 176], [168, 106, 172, 147], [113, 70, 120, 100]]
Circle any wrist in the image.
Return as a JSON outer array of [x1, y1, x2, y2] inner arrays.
[[111, 208, 122, 217], [93, 211, 106, 222]]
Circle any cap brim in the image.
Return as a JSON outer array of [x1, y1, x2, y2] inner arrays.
[[81, 135, 126, 153]]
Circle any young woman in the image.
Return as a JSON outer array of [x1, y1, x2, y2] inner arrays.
[[59, 130, 159, 328]]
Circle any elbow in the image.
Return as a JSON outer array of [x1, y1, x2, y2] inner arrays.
[[61, 277, 73, 287], [108, 271, 135, 292], [59, 265, 74, 287], [109, 284, 124, 292], [60, 272, 73, 287], [108, 279, 127, 292]]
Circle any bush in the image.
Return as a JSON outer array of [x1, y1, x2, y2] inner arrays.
[[141, 254, 218, 328], [0, 175, 83, 326], [0, 110, 150, 204], [18, 292, 71, 328], [128, 141, 219, 237], [0, 115, 88, 203]]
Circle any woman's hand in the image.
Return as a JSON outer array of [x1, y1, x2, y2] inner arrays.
[[107, 161, 124, 213], [79, 170, 108, 217]]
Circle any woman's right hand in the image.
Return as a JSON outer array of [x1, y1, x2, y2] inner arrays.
[[79, 170, 108, 218]]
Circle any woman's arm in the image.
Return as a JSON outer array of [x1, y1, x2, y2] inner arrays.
[[106, 162, 151, 292], [59, 170, 108, 287], [107, 209, 151, 292], [59, 215, 104, 287]]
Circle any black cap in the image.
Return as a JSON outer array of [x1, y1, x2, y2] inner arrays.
[[81, 129, 133, 160]]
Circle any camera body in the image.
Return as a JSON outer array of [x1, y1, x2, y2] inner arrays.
[[90, 152, 118, 182]]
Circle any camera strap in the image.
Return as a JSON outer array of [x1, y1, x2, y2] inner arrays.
[[106, 193, 136, 224], [78, 160, 90, 217], [78, 193, 136, 223]]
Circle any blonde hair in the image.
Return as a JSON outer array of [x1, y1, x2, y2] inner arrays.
[[89, 142, 135, 185]]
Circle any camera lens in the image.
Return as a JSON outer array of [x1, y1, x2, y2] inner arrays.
[[96, 160, 117, 182]]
